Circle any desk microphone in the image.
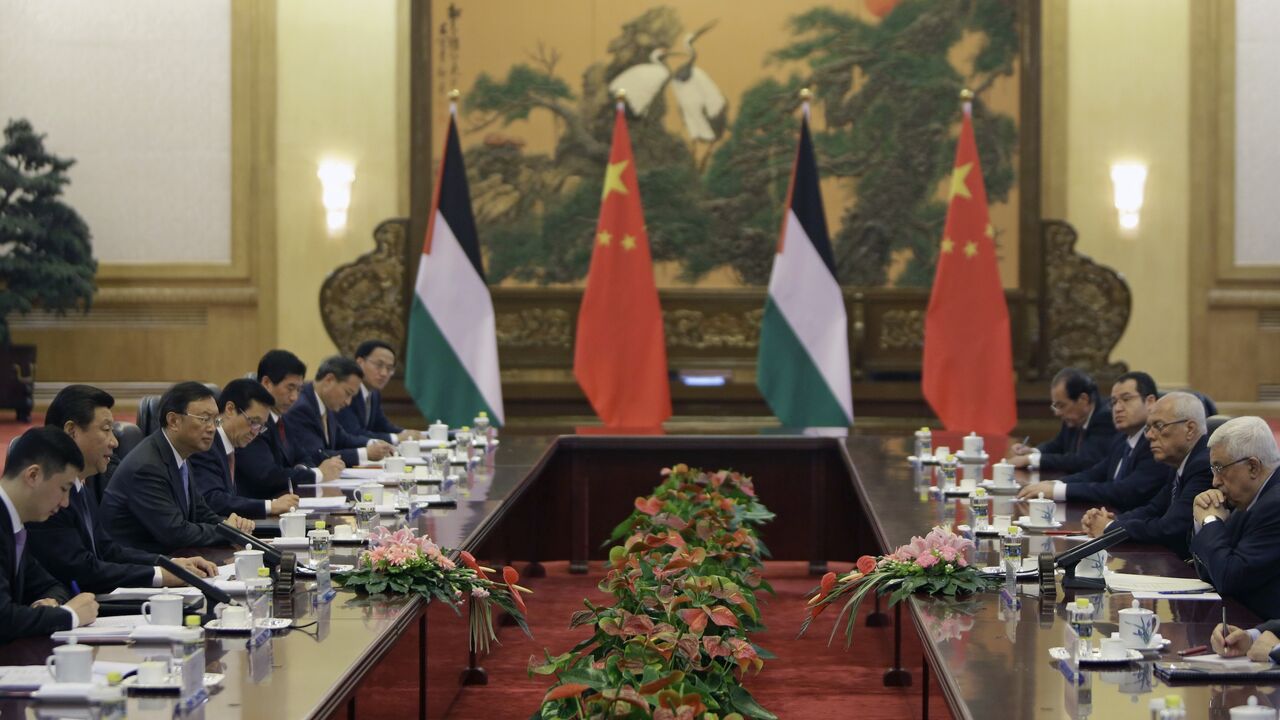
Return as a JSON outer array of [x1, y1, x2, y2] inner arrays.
[[157, 556, 233, 607], [215, 523, 284, 566], [1051, 524, 1129, 590]]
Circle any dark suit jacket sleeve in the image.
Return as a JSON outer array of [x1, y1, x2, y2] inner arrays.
[[0, 553, 72, 643], [1037, 424, 1072, 457], [1258, 619, 1280, 635], [1119, 467, 1214, 556], [234, 434, 312, 499], [335, 406, 391, 445], [25, 509, 156, 594], [284, 404, 346, 467], [1066, 454, 1170, 512], [1191, 501, 1280, 599], [189, 448, 267, 520], [127, 463, 225, 551], [332, 423, 364, 466]]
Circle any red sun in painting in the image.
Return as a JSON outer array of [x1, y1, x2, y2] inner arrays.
[[865, 0, 901, 19]]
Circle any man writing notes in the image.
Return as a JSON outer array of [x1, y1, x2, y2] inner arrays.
[[27, 385, 217, 593], [236, 350, 344, 500], [1018, 372, 1167, 511], [1, 428, 99, 643], [284, 356, 395, 468], [1190, 417, 1280, 619], [1081, 391, 1212, 559], [1009, 368, 1117, 472], [190, 379, 300, 520], [336, 340, 425, 444], [101, 382, 255, 554]]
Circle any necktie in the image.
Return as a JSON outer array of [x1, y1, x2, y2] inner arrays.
[[1172, 470, 1182, 499], [179, 462, 190, 515], [14, 528, 27, 567], [321, 411, 330, 446], [73, 489, 97, 555], [227, 451, 237, 488], [277, 417, 287, 445], [363, 394, 372, 426], [1114, 443, 1133, 480]]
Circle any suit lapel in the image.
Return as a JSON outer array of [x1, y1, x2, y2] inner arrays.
[[157, 434, 190, 519], [0, 512, 22, 600]]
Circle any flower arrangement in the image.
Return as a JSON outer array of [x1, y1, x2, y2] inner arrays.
[[799, 526, 996, 647], [336, 527, 532, 654], [533, 464, 777, 720]]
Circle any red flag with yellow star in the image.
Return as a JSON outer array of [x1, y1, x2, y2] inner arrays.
[[573, 105, 672, 428], [922, 105, 1017, 434]]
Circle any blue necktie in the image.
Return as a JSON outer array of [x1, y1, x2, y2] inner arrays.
[[14, 527, 27, 567], [179, 462, 190, 515], [73, 488, 97, 555], [1114, 443, 1133, 480]]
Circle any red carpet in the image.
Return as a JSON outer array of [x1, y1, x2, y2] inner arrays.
[[437, 560, 952, 720]]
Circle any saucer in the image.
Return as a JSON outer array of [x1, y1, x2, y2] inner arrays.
[[977, 480, 1020, 495], [122, 673, 224, 692], [1015, 517, 1064, 530], [205, 618, 292, 633], [297, 563, 354, 577], [1111, 632, 1170, 652], [955, 451, 990, 464], [267, 536, 311, 549], [1049, 647, 1142, 665], [331, 530, 370, 545]]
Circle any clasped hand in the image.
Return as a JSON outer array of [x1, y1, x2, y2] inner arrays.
[[1080, 507, 1115, 538], [1192, 489, 1230, 524]]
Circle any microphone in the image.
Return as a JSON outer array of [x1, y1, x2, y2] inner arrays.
[[1051, 524, 1129, 590], [157, 556, 233, 607], [215, 523, 283, 566]]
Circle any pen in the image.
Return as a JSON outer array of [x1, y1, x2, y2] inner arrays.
[[1223, 606, 1229, 648], [1041, 530, 1080, 536], [70, 580, 81, 595]]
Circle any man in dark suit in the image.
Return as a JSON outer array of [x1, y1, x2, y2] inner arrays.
[[1190, 416, 1280, 620], [283, 356, 395, 468], [1082, 391, 1213, 559], [191, 379, 300, 520], [336, 340, 425, 445], [101, 382, 256, 554], [26, 385, 217, 593], [1, 427, 99, 643], [236, 350, 343, 500], [1018, 371, 1167, 511], [1011, 367, 1117, 472]]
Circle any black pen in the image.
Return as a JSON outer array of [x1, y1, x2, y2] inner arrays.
[[1158, 589, 1213, 595]]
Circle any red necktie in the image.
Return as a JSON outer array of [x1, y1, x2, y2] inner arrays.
[[228, 451, 236, 486], [277, 417, 287, 446]]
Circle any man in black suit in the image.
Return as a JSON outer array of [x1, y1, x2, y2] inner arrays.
[[1082, 391, 1213, 559], [236, 350, 344, 500], [337, 340, 425, 445], [1018, 371, 1167, 511], [101, 382, 255, 554], [191, 379, 300, 520], [26, 385, 217, 593], [1, 428, 99, 643], [1011, 367, 1117, 472], [283, 356, 395, 468], [1190, 416, 1280, 620]]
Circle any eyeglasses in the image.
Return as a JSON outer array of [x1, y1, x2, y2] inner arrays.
[[1210, 457, 1253, 476], [180, 413, 217, 427], [236, 409, 266, 435], [1110, 393, 1142, 404], [1144, 418, 1189, 434], [367, 360, 396, 376]]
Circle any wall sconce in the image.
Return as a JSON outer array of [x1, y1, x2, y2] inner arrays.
[[317, 160, 355, 236], [1110, 162, 1147, 232]]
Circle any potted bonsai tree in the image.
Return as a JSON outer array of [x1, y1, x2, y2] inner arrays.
[[0, 119, 97, 421]]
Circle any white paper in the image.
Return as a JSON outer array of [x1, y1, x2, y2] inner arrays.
[[1131, 591, 1222, 601], [1104, 572, 1213, 593], [50, 615, 147, 642], [1184, 654, 1268, 668], [297, 495, 353, 508], [0, 661, 139, 690], [337, 469, 384, 480]]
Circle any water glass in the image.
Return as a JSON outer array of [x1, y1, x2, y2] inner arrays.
[[355, 501, 378, 534], [397, 473, 416, 504]]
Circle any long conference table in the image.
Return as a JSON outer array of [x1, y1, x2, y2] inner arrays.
[[0, 432, 1275, 719]]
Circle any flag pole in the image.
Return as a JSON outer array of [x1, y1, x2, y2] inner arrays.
[[959, 87, 973, 117], [614, 87, 626, 113], [449, 87, 460, 116], [799, 86, 812, 120]]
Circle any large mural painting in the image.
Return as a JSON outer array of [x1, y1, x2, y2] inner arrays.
[[433, 0, 1021, 290]]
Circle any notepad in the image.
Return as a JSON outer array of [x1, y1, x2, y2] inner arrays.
[[1104, 572, 1213, 593], [297, 496, 353, 509], [0, 661, 138, 690], [50, 615, 148, 643]]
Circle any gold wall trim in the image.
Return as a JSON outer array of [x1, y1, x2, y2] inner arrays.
[[1041, 0, 1068, 219], [93, 286, 259, 306], [1207, 288, 1280, 309], [10, 307, 207, 330]]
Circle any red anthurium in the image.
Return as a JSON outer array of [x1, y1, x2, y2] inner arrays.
[[638, 670, 685, 695], [702, 634, 732, 659], [458, 550, 491, 578], [704, 605, 739, 628], [502, 565, 528, 614], [543, 683, 590, 703], [678, 608, 708, 635], [635, 496, 663, 516], [856, 555, 879, 575], [621, 612, 656, 637]]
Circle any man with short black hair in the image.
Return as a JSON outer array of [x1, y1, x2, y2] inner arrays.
[[1018, 371, 1167, 510], [337, 340, 424, 444], [237, 350, 344, 499], [1, 427, 100, 642], [1011, 367, 1117, 472], [27, 385, 217, 593], [101, 382, 255, 553], [191, 379, 300, 519], [283, 356, 395, 468]]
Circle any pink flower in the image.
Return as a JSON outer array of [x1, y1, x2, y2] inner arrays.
[[471, 587, 490, 599], [916, 551, 938, 569], [938, 546, 957, 563]]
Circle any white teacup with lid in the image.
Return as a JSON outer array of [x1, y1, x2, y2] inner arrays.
[[1231, 696, 1278, 720]]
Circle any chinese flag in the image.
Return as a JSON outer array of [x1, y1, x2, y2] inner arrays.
[[922, 105, 1017, 435], [573, 105, 672, 428]]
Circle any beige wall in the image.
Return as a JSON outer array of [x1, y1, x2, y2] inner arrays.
[[1053, 0, 1191, 389], [275, 0, 409, 371]]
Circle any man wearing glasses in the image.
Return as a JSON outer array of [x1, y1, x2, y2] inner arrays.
[[1018, 371, 1167, 510], [1009, 367, 1117, 472], [190, 379, 300, 520], [1191, 417, 1280, 621], [1080, 391, 1212, 559], [337, 340, 425, 444], [101, 382, 256, 554]]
